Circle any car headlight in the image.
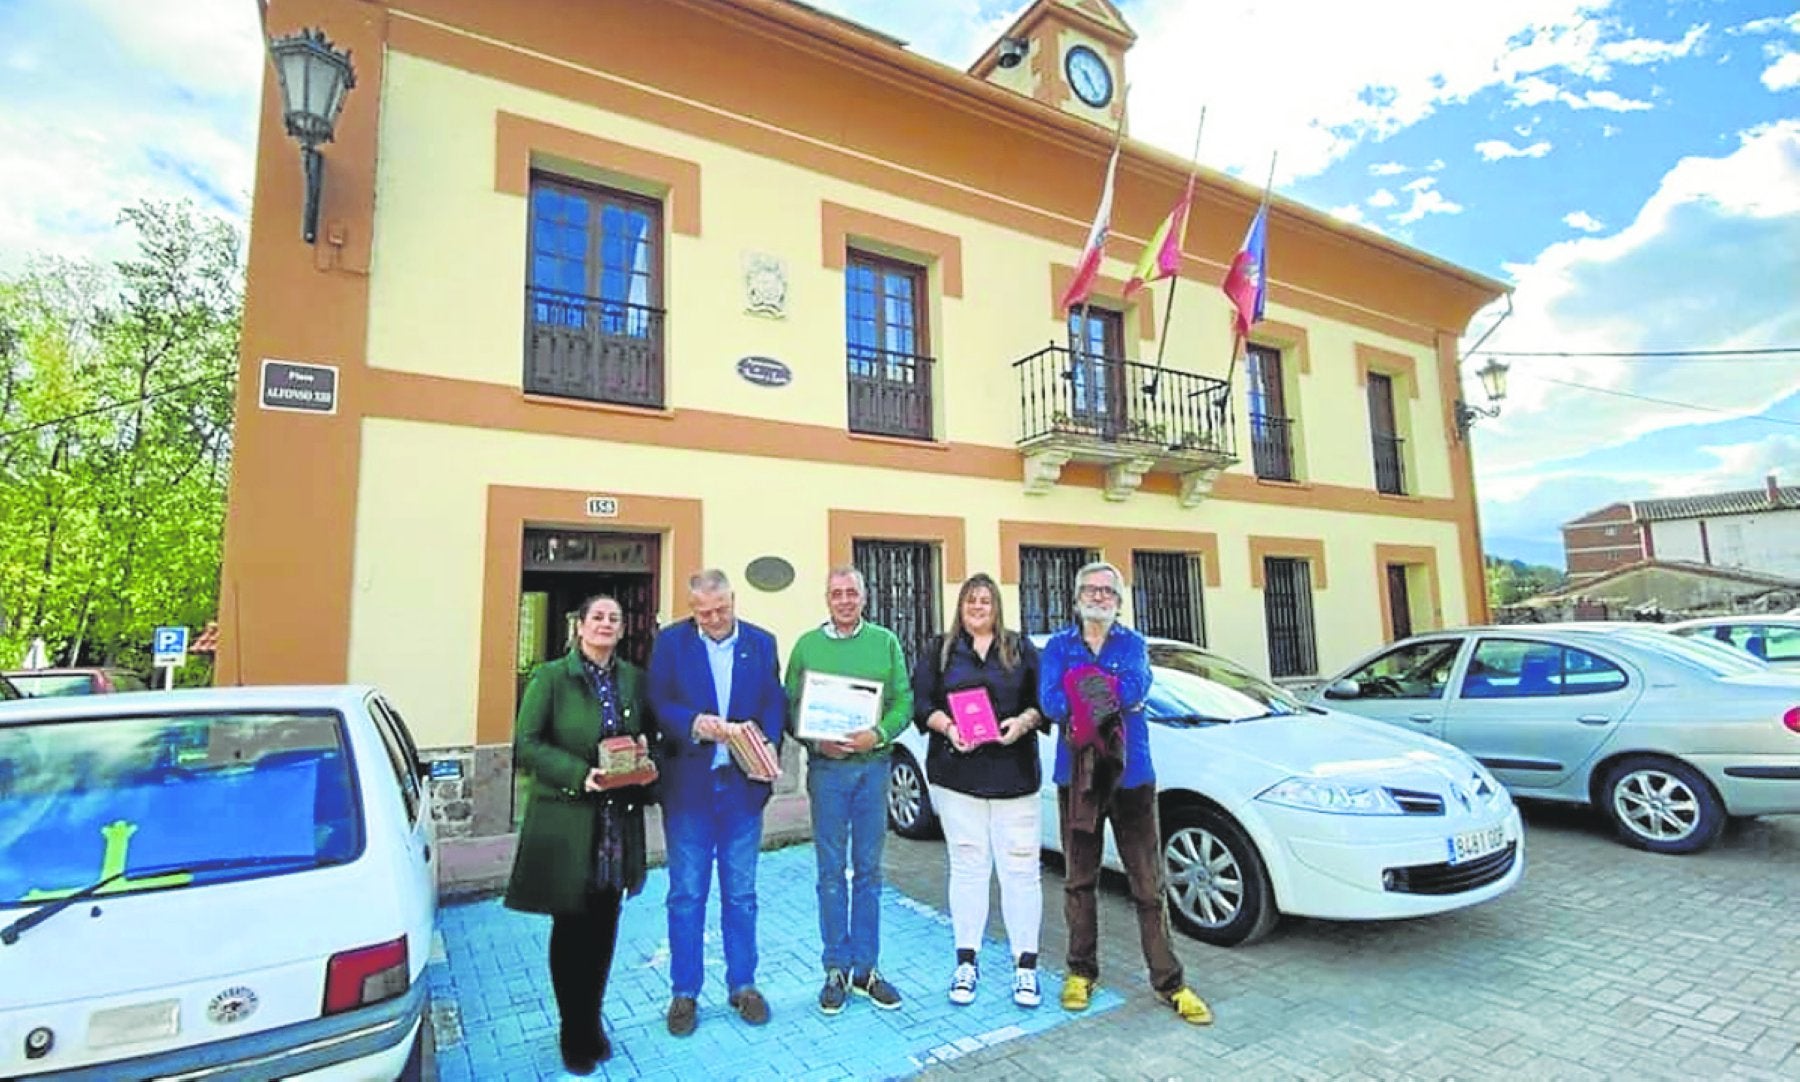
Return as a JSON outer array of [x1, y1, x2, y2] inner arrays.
[[1257, 777, 1404, 815]]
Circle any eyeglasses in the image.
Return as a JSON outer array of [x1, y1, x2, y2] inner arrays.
[[1078, 585, 1118, 598]]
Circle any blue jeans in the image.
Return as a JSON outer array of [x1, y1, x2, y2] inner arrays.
[[664, 772, 764, 998], [807, 755, 889, 975]]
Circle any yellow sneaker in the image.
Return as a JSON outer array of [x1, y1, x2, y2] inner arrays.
[[1164, 986, 1213, 1025], [1060, 974, 1095, 1012]]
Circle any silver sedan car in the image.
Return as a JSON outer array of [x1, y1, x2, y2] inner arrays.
[[1310, 625, 1800, 854], [1666, 615, 1800, 671]]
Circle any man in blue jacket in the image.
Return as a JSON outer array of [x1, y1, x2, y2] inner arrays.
[[1038, 561, 1211, 1026], [648, 569, 787, 1036]]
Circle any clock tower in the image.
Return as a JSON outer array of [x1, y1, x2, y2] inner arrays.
[[969, 0, 1134, 128]]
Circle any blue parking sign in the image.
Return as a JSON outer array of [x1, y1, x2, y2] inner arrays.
[[153, 626, 189, 667]]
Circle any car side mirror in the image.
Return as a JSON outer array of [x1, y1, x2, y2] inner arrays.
[[1322, 678, 1361, 700]]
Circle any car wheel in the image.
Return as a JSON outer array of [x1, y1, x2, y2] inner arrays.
[[1161, 805, 1278, 947], [886, 748, 938, 839], [1601, 755, 1725, 854]]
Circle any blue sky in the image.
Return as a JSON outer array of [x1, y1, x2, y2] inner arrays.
[[2, 0, 1796, 570]]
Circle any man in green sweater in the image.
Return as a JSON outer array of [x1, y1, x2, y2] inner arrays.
[[785, 564, 913, 1015]]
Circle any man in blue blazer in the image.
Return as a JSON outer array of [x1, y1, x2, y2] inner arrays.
[[648, 569, 787, 1037]]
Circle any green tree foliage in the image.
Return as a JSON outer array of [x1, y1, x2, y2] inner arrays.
[[0, 201, 241, 681], [1485, 555, 1567, 608]]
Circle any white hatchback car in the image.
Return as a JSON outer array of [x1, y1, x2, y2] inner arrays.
[[0, 686, 437, 1080], [888, 640, 1523, 946]]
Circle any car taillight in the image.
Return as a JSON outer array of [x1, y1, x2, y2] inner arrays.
[[1785, 707, 1800, 734], [323, 937, 409, 1015]]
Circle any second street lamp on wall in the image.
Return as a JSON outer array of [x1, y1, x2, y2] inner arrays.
[[268, 28, 356, 244], [1455, 357, 1510, 439]]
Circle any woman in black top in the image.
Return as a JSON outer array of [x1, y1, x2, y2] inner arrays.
[[911, 572, 1044, 1009]]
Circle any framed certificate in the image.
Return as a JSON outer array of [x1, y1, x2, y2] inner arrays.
[[796, 671, 884, 740]]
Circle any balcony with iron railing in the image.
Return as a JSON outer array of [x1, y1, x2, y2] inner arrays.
[[1015, 345, 1238, 505], [1373, 432, 1407, 495], [847, 344, 934, 440], [524, 287, 665, 408]]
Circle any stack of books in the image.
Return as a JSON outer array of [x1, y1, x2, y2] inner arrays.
[[726, 725, 783, 783]]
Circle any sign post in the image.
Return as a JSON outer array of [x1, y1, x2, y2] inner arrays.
[[152, 626, 189, 690]]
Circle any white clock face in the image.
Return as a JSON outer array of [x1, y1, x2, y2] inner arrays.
[[1065, 45, 1113, 108]]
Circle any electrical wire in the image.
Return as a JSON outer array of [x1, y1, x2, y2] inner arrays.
[[0, 371, 235, 444], [1471, 346, 1800, 361], [1519, 373, 1800, 429]]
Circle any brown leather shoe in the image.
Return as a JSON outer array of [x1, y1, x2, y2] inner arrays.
[[666, 995, 698, 1037], [729, 986, 770, 1025]]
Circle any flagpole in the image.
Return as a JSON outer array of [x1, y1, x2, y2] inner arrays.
[[1220, 150, 1278, 392], [1143, 106, 1205, 399], [1071, 97, 1130, 433]]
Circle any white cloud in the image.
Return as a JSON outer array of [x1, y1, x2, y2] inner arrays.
[[1598, 24, 1707, 66], [1368, 188, 1398, 208], [1328, 204, 1368, 225], [1510, 75, 1655, 112], [1469, 120, 1800, 478], [1427, 158, 1446, 171], [1563, 210, 1605, 232], [1578, 88, 1655, 111], [1369, 161, 1409, 176], [1763, 50, 1800, 91], [1401, 176, 1436, 193], [1475, 138, 1554, 160], [1394, 182, 1464, 225], [1676, 435, 1800, 496]]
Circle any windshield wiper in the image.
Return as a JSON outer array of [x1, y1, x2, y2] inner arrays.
[[2, 855, 323, 946]]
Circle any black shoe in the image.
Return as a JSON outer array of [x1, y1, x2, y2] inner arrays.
[[666, 995, 698, 1037], [595, 1032, 613, 1064], [559, 1031, 598, 1076], [852, 968, 903, 1010], [819, 968, 849, 1015]]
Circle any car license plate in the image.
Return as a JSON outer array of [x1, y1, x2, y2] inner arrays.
[[88, 999, 180, 1049], [1447, 825, 1506, 865]]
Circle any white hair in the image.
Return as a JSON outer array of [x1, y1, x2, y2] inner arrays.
[[687, 568, 733, 596]]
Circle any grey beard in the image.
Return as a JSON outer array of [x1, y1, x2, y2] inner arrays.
[[1077, 602, 1116, 625]]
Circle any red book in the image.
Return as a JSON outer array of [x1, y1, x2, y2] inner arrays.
[[946, 687, 1002, 747]]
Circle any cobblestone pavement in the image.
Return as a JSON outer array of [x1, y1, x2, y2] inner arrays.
[[428, 804, 1797, 1080], [888, 803, 1800, 1081]]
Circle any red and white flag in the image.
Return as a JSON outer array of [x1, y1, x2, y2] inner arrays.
[[1057, 143, 1122, 311]]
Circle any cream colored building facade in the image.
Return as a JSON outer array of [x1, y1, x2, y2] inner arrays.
[[223, 0, 1505, 835]]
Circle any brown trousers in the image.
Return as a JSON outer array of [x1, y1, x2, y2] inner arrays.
[[1058, 782, 1184, 995]]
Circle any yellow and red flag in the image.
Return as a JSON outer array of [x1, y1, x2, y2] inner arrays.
[[1123, 174, 1195, 300]]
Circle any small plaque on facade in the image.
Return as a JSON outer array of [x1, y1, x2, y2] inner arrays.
[[429, 759, 464, 780], [737, 357, 792, 388], [586, 496, 619, 517], [744, 556, 796, 592], [259, 360, 338, 414], [742, 251, 788, 317]]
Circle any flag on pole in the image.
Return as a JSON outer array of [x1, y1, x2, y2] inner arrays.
[[1123, 174, 1194, 300], [1221, 205, 1268, 337], [1057, 142, 1122, 311]]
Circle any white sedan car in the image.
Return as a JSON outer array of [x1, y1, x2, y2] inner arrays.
[[1666, 615, 1800, 671], [1, 686, 437, 1080], [888, 641, 1523, 946]]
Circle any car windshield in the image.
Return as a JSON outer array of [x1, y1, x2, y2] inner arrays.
[[0, 710, 362, 908], [1609, 629, 1768, 677], [1145, 654, 1307, 723], [1152, 640, 1310, 716], [9, 673, 96, 697]]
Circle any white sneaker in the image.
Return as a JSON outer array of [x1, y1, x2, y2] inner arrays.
[[1013, 966, 1041, 1008], [948, 962, 978, 1005]]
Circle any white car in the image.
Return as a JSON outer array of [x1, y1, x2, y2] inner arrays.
[[1, 686, 437, 1080], [1665, 615, 1800, 671], [887, 640, 1523, 946]]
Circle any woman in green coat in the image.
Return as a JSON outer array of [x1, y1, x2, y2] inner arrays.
[[505, 594, 659, 1075]]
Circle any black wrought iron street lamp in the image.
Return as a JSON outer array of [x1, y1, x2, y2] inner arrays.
[[268, 28, 356, 244], [1454, 357, 1510, 438]]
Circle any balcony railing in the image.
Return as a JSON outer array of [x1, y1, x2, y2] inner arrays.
[[1248, 412, 1295, 481], [524, 287, 664, 408], [1015, 346, 1234, 459], [847, 344, 934, 440], [1373, 432, 1407, 495]]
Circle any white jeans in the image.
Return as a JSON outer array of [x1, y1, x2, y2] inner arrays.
[[933, 786, 1042, 960]]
